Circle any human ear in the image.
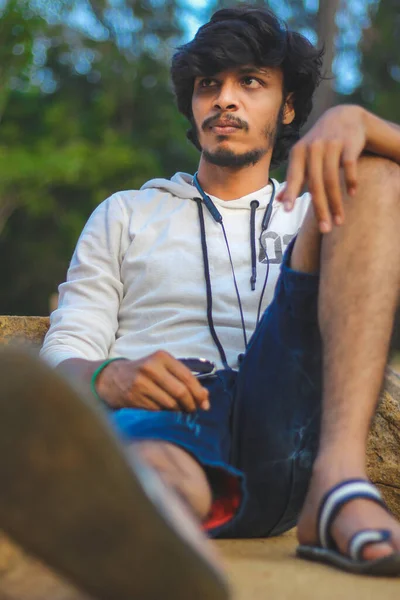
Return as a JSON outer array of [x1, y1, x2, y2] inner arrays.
[[282, 93, 295, 125]]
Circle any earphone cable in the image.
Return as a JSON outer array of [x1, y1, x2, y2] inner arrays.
[[250, 200, 259, 291], [193, 176, 276, 369], [221, 223, 248, 349], [195, 199, 230, 369], [256, 233, 270, 327]]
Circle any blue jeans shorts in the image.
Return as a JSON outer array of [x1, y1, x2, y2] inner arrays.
[[110, 240, 322, 539]]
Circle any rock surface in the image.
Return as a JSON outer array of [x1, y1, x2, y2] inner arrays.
[[0, 315, 49, 349], [366, 368, 400, 518], [0, 315, 399, 599]]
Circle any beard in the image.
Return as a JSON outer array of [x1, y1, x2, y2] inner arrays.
[[201, 105, 283, 169], [203, 145, 266, 168]]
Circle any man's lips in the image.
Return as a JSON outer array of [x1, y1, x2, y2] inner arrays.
[[210, 122, 241, 134]]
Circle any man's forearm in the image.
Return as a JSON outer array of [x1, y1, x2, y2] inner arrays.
[[363, 108, 400, 164], [56, 357, 130, 406], [56, 358, 106, 389]]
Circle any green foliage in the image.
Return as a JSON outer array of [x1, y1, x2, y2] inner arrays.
[[0, 0, 398, 322], [0, 0, 198, 314], [350, 0, 399, 124]]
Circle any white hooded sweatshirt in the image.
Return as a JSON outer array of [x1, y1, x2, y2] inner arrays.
[[40, 172, 310, 370]]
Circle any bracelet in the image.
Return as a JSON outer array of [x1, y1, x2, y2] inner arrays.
[[90, 357, 127, 402]]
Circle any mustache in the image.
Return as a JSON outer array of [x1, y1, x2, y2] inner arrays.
[[202, 114, 249, 132]]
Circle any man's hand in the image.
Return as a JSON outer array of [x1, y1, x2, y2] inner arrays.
[[277, 105, 367, 233], [96, 351, 210, 412]]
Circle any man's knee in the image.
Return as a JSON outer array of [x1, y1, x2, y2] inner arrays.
[[290, 207, 321, 274], [355, 155, 400, 200], [129, 440, 212, 520], [337, 155, 400, 234], [290, 155, 400, 275]]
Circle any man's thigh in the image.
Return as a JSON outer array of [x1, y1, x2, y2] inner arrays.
[[109, 370, 250, 535], [225, 239, 323, 538], [291, 202, 322, 274], [109, 371, 236, 469]]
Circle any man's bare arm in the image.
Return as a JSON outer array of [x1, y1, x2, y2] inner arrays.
[[278, 105, 400, 233], [56, 358, 105, 386], [364, 110, 400, 165], [56, 354, 209, 413]]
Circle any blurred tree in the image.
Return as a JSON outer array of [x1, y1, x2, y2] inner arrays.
[[0, 0, 42, 122], [0, 0, 398, 322], [350, 0, 399, 124], [305, 0, 340, 128], [0, 0, 198, 314], [347, 0, 400, 351]]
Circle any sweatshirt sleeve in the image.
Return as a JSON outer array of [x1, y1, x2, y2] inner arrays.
[[40, 194, 127, 367]]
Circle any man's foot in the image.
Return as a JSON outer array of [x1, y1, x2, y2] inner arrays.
[[297, 464, 400, 563], [0, 349, 230, 600]]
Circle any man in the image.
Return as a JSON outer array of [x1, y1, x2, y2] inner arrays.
[[1, 5, 400, 599]]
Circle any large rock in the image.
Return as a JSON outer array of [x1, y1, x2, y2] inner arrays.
[[366, 368, 400, 518], [0, 315, 399, 599], [0, 315, 49, 348]]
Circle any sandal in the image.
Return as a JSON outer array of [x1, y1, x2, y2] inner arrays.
[[0, 349, 230, 599], [297, 479, 400, 576]]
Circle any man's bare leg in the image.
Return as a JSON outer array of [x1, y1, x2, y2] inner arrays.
[[292, 155, 400, 559], [129, 441, 213, 521]]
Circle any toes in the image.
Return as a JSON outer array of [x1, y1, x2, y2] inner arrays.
[[362, 542, 394, 562]]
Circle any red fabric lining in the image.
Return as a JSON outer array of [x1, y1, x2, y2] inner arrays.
[[202, 473, 242, 532]]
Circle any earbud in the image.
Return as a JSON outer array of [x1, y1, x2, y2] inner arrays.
[[261, 202, 274, 231]]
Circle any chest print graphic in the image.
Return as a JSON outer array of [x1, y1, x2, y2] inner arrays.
[[259, 231, 295, 264]]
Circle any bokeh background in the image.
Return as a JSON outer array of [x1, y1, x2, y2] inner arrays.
[[0, 0, 398, 352]]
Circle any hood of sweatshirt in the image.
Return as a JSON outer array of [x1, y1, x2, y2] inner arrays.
[[141, 172, 196, 199], [140, 171, 281, 209]]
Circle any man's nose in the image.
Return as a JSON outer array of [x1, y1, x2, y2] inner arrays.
[[213, 83, 239, 111]]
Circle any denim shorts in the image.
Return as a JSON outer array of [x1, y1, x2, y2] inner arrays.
[[110, 239, 322, 539]]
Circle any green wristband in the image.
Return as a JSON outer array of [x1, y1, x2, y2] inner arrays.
[[91, 357, 127, 402]]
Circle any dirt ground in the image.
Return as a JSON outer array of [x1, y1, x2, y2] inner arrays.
[[217, 529, 400, 600], [2, 529, 400, 600]]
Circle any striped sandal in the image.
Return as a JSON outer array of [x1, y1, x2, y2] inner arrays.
[[0, 349, 230, 599], [297, 479, 400, 576]]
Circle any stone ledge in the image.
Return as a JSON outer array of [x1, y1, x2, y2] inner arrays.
[[366, 368, 400, 517], [0, 315, 50, 347], [0, 315, 400, 598]]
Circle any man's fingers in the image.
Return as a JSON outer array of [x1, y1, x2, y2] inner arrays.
[[134, 393, 162, 412], [281, 143, 307, 209], [308, 142, 332, 233], [141, 397, 162, 411], [342, 147, 358, 197], [323, 142, 345, 226], [166, 357, 210, 411], [140, 355, 199, 412], [131, 373, 181, 411]]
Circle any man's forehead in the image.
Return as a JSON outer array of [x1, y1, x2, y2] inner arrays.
[[195, 65, 278, 78], [236, 65, 274, 76]]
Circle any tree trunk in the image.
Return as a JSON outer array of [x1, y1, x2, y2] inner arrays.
[[305, 0, 340, 130]]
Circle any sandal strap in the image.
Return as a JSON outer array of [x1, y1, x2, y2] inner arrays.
[[318, 479, 386, 549], [348, 529, 391, 561]]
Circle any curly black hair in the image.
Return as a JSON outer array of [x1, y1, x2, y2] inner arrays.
[[171, 6, 324, 169]]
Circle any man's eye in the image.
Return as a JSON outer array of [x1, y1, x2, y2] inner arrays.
[[242, 77, 261, 87], [199, 78, 216, 87]]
